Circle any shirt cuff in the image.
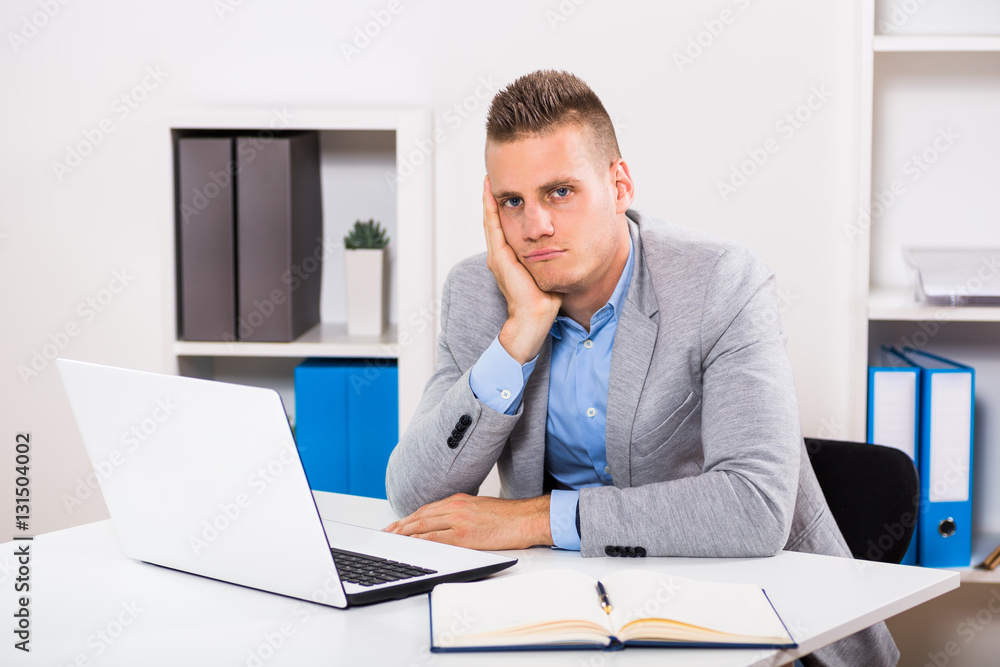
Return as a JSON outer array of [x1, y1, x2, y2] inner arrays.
[[469, 335, 537, 415], [549, 489, 581, 551]]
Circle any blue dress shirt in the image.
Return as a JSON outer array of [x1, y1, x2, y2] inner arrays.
[[469, 237, 635, 550]]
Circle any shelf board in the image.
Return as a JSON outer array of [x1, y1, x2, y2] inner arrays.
[[868, 288, 1000, 322], [175, 323, 399, 358], [169, 107, 418, 131], [947, 532, 1000, 583], [874, 35, 1000, 52]]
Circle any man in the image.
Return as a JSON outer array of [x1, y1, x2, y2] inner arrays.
[[384, 70, 897, 666]]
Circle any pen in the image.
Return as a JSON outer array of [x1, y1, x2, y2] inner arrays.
[[596, 580, 613, 614]]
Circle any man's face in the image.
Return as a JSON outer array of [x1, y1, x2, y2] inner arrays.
[[485, 124, 621, 296]]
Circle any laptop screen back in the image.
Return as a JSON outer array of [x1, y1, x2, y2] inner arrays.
[[56, 358, 348, 608]]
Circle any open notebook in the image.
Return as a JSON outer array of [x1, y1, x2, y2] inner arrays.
[[430, 568, 797, 652]]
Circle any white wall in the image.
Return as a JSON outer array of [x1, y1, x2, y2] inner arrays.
[[0, 0, 864, 536]]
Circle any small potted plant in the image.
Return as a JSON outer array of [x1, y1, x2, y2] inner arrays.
[[344, 218, 389, 336]]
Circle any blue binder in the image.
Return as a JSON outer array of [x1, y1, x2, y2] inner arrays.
[[867, 346, 920, 565], [346, 360, 399, 500], [896, 347, 975, 568], [294, 358, 399, 499], [294, 359, 350, 493]]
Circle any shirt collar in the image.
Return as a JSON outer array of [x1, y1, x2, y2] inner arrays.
[[549, 234, 635, 340]]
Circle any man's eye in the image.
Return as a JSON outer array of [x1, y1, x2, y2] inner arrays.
[[553, 187, 570, 197], [503, 197, 522, 208]]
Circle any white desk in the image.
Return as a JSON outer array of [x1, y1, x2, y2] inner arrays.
[[2, 492, 958, 667]]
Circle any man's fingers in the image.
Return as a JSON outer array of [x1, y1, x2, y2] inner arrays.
[[390, 515, 455, 537], [483, 176, 500, 218], [384, 496, 469, 535], [410, 530, 459, 546], [483, 176, 507, 255]]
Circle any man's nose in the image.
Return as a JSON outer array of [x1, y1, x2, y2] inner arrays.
[[522, 200, 555, 241]]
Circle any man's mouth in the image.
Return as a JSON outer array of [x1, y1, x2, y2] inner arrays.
[[524, 249, 565, 262]]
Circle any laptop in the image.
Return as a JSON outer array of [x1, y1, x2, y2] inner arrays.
[[56, 358, 516, 608]]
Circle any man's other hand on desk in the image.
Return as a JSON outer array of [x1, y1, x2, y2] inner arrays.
[[383, 493, 552, 550]]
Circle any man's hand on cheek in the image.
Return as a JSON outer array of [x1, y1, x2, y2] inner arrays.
[[483, 175, 562, 364], [383, 493, 552, 550]]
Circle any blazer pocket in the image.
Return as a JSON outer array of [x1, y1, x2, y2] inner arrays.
[[631, 391, 700, 456]]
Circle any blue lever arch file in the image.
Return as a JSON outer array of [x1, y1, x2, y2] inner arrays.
[[294, 359, 350, 493], [896, 347, 975, 568], [294, 358, 399, 499], [867, 346, 920, 565]]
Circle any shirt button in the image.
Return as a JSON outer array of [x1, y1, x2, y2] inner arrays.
[[605, 465, 610, 474], [500, 389, 511, 400], [583, 339, 593, 349], [586, 407, 596, 418]]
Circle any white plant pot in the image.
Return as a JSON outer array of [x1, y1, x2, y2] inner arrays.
[[344, 248, 387, 336]]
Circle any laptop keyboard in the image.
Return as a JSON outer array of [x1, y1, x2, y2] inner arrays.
[[331, 547, 438, 587]]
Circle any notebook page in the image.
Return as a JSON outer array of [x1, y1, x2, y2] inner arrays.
[[431, 569, 614, 648], [601, 570, 791, 642]]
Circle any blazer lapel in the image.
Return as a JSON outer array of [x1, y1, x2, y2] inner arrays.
[[606, 218, 659, 487]]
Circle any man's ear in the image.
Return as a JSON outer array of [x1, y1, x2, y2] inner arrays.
[[610, 158, 635, 214]]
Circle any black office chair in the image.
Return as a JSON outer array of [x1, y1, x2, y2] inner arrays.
[[803, 438, 919, 565]]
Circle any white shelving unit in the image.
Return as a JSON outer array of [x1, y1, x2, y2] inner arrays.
[[956, 532, 1000, 582], [165, 108, 435, 433], [873, 35, 1000, 52], [855, 1, 1000, 584], [868, 288, 1000, 323]]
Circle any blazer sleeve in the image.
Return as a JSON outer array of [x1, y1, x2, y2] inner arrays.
[[578, 247, 801, 557], [384, 266, 524, 517]]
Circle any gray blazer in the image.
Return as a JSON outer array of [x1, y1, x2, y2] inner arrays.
[[386, 210, 898, 665]]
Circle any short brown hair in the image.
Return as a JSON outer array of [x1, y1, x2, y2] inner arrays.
[[485, 70, 621, 169]]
